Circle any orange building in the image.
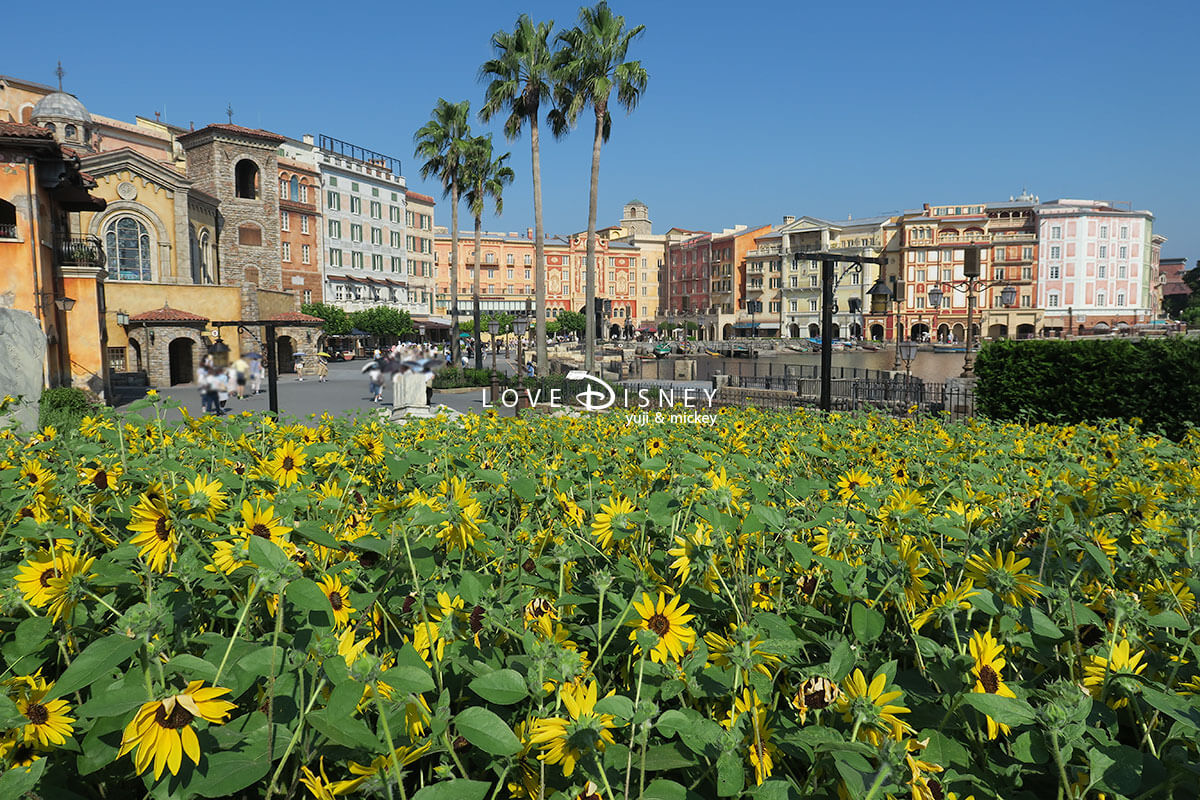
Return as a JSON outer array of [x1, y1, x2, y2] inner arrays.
[[0, 121, 107, 393], [277, 158, 322, 305]]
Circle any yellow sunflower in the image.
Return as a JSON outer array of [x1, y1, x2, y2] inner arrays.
[[118, 681, 237, 779], [235, 499, 291, 544], [963, 549, 1043, 608], [528, 680, 618, 777], [12, 677, 74, 748], [835, 467, 873, 502], [266, 440, 307, 488], [836, 668, 914, 746], [182, 475, 229, 521], [128, 493, 176, 572], [721, 688, 777, 785], [591, 495, 636, 551], [78, 462, 121, 493], [969, 631, 1018, 739], [318, 574, 356, 627], [646, 436, 666, 458], [436, 476, 483, 552], [629, 592, 696, 663], [1083, 638, 1147, 709], [15, 545, 96, 622]]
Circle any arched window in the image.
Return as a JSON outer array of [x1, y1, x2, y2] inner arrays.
[[299, 182, 308, 203], [45, 122, 56, 134], [290, 176, 299, 201], [199, 230, 214, 283], [65, 124, 77, 139], [235, 159, 260, 199], [104, 217, 152, 281]]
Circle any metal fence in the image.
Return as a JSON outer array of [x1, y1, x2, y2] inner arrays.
[[712, 375, 976, 421]]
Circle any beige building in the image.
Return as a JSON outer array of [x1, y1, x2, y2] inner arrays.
[[405, 190, 436, 314]]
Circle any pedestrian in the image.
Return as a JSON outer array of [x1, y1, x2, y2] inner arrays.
[[295, 356, 305, 381], [197, 357, 219, 415], [423, 366, 435, 406], [316, 354, 329, 383], [249, 356, 263, 395], [367, 364, 384, 403], [233, 355, 249, 399], [526, 360, 535, 378]]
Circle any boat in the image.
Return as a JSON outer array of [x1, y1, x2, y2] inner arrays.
[[653, 344, 672, 359]]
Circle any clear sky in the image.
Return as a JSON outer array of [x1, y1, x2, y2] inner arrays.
[[5, 0, 1197, 257]]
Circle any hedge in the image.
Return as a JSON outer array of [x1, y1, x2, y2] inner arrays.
[[974, 336, 1200, 438], [38, 386, 97, 434]]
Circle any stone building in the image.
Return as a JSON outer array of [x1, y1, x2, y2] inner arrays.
[[278, 157, 323, 306]]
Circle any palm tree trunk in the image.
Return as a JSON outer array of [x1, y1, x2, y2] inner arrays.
[[473, 211, 483, 371], [450, 182, 460, 366], [532, 115, 547, 377], [584, 107, 604, 374]]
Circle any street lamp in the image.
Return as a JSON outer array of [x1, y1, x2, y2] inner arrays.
[[115, 310, 130, 326], [418, 323, 426, 346], [867, 274, 902, 370], [926, 247, 1018, 377], [747, 300, 762, 339], [488, 318, 500, 373], [898, 339, 919, 379], [513, 316, 530, 384]]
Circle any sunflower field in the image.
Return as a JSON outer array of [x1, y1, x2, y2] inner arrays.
[[2, 396, 1200, 800]]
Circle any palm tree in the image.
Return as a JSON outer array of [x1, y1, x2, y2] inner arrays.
[[479, 14, 557, 378], [414, 99, 471, 366], [550, 2, 647, 373], [462, 135, 515, 370]]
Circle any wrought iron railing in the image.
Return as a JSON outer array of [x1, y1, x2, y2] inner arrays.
[[56, 234, 105, 268], [0, 222, 18, 239]]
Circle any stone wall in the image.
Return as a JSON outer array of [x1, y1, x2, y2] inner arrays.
[[0, 308, 46, 432]]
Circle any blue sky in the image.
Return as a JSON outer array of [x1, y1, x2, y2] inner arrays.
[[6, 0, 1198, 258]]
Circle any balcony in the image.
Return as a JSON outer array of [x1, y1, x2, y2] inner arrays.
[[57, 235, 106, 269], [0, 222, 18, 240]]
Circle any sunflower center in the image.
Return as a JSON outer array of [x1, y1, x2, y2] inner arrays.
[[282, 457, 295, 471], [979, 664, 1000, 694], [329, 592, 344, 611], [155, 702, 195, 730], [251, 523, 272, 539], [647, 613, 671, 636], [39, 567, 58, 587], [928, 778, 944, 800], [25, 702, 49, 725], [93, 470, 109, 490], [155, 517, 170, 541]]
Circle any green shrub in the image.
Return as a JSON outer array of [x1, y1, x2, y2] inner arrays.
[[38, 386, 97, 433], [431, 367, 496, 389], [974, 336, 1200, 438]]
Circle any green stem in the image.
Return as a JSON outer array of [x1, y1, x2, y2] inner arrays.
[[213, 582, 260, 685]]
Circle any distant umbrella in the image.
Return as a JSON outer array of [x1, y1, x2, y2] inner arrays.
[[361, 361, 379, 373], [317, 351, 332, 358]]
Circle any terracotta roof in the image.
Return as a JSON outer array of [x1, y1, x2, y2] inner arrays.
[[405, 190, 436, 204], [262, 311, 324, 323], [0, 121, 53, 139], [131, 305, 209, 322], [181, 123, 287, 144]]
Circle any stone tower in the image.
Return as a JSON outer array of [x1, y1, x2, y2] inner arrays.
[[178, 124, 286, 331], [621, 199, 652, 236]]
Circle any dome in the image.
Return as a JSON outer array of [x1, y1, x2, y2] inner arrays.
[[31, 92, 92, 124]]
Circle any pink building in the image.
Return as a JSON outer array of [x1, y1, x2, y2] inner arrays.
[[1035, 199, 1155, 336]]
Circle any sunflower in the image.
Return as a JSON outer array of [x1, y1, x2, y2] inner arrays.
[[646, 436, 666, 458], [318, 574, 356, 627], [118, 681, 237, 779], [12, 677, 74, 748], [1083, 638, 1147, 709], [969, 631, 1018, 739], [721, 688, 777, 785], [528, 680, 618, 777], [298, 757, 356, 799], [835, 467, 873, 502], [78, 462, 121, 493], [436, 476, 483, 552], [963, 549, 1043, 607], [412, 592, 467, 665], [266, 440, 307, 488], [629, 592, 696, 663], [235, 499, 292, 544], [15, 545, 95, 622], [1142, 578, 1196, 616], [128, 493, 176, 572], [702, 466, 745, 509], [591, 495, 636, 550], [666, 521, 720, 590], [911, 580, 979, 632], [704, 624, 781, 679], [836, 668, 914, 746], [18, 459, 53, 491], [523, 597, 559, 638], [182, 475, 229, 521]]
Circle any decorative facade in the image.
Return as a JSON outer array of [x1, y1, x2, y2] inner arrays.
[[405, 190, 436, 314], [278, 157, 323, 306]]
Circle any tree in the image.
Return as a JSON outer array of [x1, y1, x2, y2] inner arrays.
[[480, 14, 557, 378], [300, 302, 351, 336], [415, 99, 472, 366], [348, 307, 413, 340], [556, 310, 586, 337], [550, 2, 647, 373], [462, 135, 515, 369]]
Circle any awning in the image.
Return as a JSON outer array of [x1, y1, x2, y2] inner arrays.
[[732, 322, 760, 329], [636, 324, 658, 332]]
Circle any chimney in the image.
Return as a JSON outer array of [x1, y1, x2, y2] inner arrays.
[[302, 134, 314, 145], [783, 215, 795, 225], [527, 227, 533, 239]]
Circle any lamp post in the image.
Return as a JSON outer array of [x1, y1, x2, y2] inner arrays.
[[868, 274, 903, 371], [898, 339, 919, 379], [418, 323, 426, 346], [927, 247, 1018, 377], [115, 310, 129, 327], [747, 300, 762, 339], [513, 315, 530, 387], [488, 318, 500, 373]]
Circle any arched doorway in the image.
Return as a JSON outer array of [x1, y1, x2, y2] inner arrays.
[[790, 323, 802, 338], [937, 324, 950, 343], [1093, 322, 1110, 335], [831, 323, 841, 338], [910, 323, 929, 341], [808, 323, 820, 338], [988, 323, 1008, 340], [722, 323, 734, 340], [869, 324, 884, 341], [849, 323, 862, 339], [168, 338, 194, 385], [129, 338, 143, 372], [1017, 323, 1036, 339], [1078, 324, 1086, 336], [277, 336, 295, 373]]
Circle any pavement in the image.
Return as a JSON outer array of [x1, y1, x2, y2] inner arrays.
[[133, 357, 519, 422]]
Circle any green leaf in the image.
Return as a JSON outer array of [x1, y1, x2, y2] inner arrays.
[[48, 633, 140, 699], [410, 780, 492, 800], [0, 696, 24, 729], [851, 603, 884, 644], [961, 692, 1036, 726], [968, 590, 1000, 616], [1082, 542, 1112, 575], [454, 706, 521, 756], [293, 520, 341, 550], [594, 694, 635, 721], [468, 669, 528, 705], [828, 639, 855, 682], [191, 737, 271, 798], [510, 476, 538, 502], [1024, 607, 1063, 639], [381, 664, 436, 694], [643, 778, 688, 800], [0, 757, 46, 796], [247, 536, 289, 571], [285, 577, 333, 612], [642, 741, 697, 771], [716, 750, 744, 797], [164, 654, 218, 683], [75, 685, 150, 718], [13, 617, 52, 656], [308, 708, 382, 750]]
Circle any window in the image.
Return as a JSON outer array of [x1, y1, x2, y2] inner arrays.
[[809, 276, 818, 287], [303, 289, 312, 304], [1098, 264, 1106, 278], [1050, 246, 1061, 259], [288, 176, 299, 201], [370, 201, 382, 219], [390, 206, 401, 223], [329, 248, 342, 267], [1021, 294, 1031, 308], [350, 197, 362, 214], [1096, 291, 1106, 307], [326, 191, 340, 211], [281, 211, 290, 231], [1120, 226, 1128, 239], [790, 276, 799, 287], [524, 269, 531, 280], [1099, 225, 1108, 238], [1117, 292, 1125, 306], [391, 257, 402, 273], [1099, 245, 1107, 259], [350, 224, 362, 242], [282, 242, 291, 262], [300, 215, 309, 234], [104, 216, 152, 281], [329, 220, 341, 239], [351, 251, 364, 268], [1051, 226, 1061, 239], [485, 252, 496, 264], [916, 296, 925, 309], [1023, 246, 1033, 260], [302, 244, 310, 264], [391, 231, 402, 248], [808, 299, 818, 312], [1048, 293, 1059, 307], [1022, 266, 1032, 279], [335, 283, 345, 301], [351, 182, 359, 192], [507, 269, 514, 279], [371, 227, 382, 245], [789, 300, 798, 312], [942, 268, 952, 281], [1119, 246, 1127, 260], [487, 268, 495, 278], [994, 267, 1006, 280], [234, 159, 259, 199], [372, 187, 379, 197], [1118, 264, 1126, 278], [329, 177, 338, 187], [300, 183, 308, 203], [524, 254, 532, 266], [372, 254, 383, 271]]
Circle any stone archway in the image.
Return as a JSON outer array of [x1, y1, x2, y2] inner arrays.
[[988, 323, 1008, 340], [277, 336, 296, 373], [869, 324, 884, 341], [808, 323, 820, 338], [168, 338, 195, 385], [1017, 323, 1036, 339], [910, 323, 929, 341], [790, 323, 802, 338], [722, 323, 734, 340], [937, 324, 950, 343], [849, 323, 862, 339], [831, 323, 841, 339], [952, 323, 965, 343]]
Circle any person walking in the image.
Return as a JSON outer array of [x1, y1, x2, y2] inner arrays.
[[197, 357, 219, 415], [249, 356, 263, 395], [295, 355, 305, 382], [316, 354, 329, 383], [232, 356, 249, 399], [367, 363, 384, 403]]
